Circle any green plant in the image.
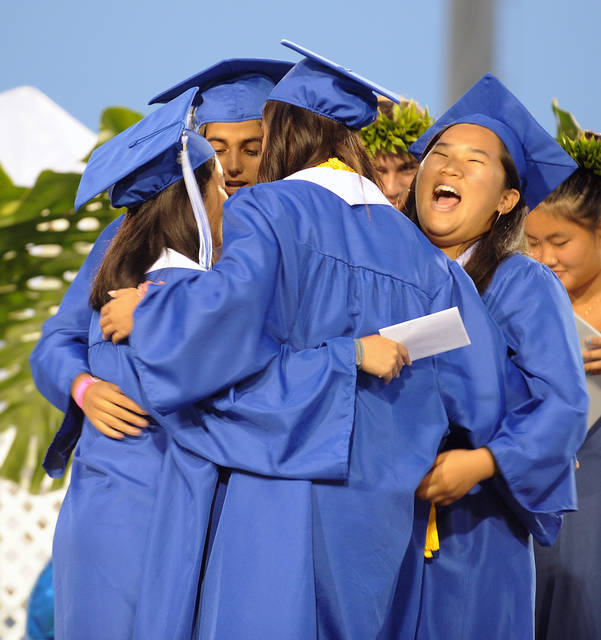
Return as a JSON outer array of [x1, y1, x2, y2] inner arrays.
[[552, 99, 601, 177], [361, 101, 434, 157], [0, 106, 142, 492]]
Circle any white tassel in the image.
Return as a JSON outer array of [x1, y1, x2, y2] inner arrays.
[[181, 132, 212, 270]]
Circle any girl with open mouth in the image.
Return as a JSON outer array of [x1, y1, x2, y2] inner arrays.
[[403, 74, 588, 640]]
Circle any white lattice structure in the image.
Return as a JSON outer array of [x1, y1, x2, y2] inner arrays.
[[0, 430, 66, 640]]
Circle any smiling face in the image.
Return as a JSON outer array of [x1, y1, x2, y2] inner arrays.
[[373, 151, 418, 210], [204, 120, 263, 196], [415, 123, 520, 258], [526, 204, 601, 295]]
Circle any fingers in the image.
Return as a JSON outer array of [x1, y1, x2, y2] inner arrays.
[[85, 383, 150, 430], [582, 347, 601, 362], [112, 331, 128, 345], [97, 411, 143, 436], [584, 361, 601, 374], [89, 417, 125, 440], [106, 390, 149, 416], [398, 343, 412, 367], [97, 399, 149, 427], [107, 287, 138, 299]]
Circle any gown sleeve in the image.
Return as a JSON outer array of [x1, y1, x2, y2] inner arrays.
[[172, 337, 358, 481], [129, 188, 301, 415], [29, 216, 124, 476], [30, 215, 124, 412], [482, 257, 588, 542]]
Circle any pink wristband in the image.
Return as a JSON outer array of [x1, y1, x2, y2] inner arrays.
[[73, 375, 98, 409]]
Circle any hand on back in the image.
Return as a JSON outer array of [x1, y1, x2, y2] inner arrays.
[[72, 373, 149, 440]]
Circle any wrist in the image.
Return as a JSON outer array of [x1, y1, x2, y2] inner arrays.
[[72, 374, 98, 409], [354, 338, 364, 370], [473, 447, 497, 481]]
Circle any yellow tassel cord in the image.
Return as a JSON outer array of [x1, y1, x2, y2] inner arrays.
[[317, 157, 356, 173], [424, 503, 439, 559]]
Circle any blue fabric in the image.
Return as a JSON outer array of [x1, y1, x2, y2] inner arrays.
[[408, 74, 578, 210], [268, 40, 399, 129], [37, 170, 512, 638], [413, 254, 588, 640], [25, 561, 54, 640], [74, 88, 215, 210], [52, 265, 358, 639], [148, 58, 293, 126], [124, 175, 512, 638], [192, 75, 278, 127], [535, 417, 601, 640]]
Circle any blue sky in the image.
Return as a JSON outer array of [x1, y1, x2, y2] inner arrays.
[[2, 0, 600, 136]]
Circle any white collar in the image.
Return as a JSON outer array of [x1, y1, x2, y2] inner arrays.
[[145, 248, 206, 274], [284, 166, 391, 207], [455, 243, 478, 267]]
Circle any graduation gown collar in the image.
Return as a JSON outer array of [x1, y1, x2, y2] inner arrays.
[[145, 248, 205, 273], [284, 166, 391, 207], [456, 242, 478, 267]]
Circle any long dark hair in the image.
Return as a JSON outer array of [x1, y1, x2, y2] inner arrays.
[[541, 167, 601, 231], [403, 127, 528, 294], [258, 100, 381, 186], [89, 158, 215, 310]]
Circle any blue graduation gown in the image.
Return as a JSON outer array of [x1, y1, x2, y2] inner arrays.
[[414, 254, 588, 640], [51, 247, 359, 640], [125, 167, 512, 639]]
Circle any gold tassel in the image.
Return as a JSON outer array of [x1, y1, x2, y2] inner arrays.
[[424, 503, 439, 559]]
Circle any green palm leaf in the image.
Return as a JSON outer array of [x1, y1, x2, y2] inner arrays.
[[0, 105, 142, 492]]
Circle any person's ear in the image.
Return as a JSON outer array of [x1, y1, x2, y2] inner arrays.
[[497, 188, 520, 216]]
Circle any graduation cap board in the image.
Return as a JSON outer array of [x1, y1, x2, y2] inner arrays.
[[409, 73, 578, 210], [75, 87, 216, 269], [148, 59, 294, 127], [268, 40, 401, 130]]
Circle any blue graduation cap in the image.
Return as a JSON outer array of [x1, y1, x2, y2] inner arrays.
[[148, 59, 294, 127], [409, 73, 578, 210], [75, 87, 217, 269], [75, 87, 215, 211], [267, 40, 401, 130]]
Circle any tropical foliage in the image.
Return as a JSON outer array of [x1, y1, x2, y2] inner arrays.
[[0, 106, 142, 492], [552, 99, 601, 177], [361, 101, 434, 157]]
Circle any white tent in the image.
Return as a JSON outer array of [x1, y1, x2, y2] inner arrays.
[[0, 86, 96, 187]]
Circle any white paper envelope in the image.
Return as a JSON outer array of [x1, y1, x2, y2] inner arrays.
[[574, 313, 601, 430], [379, 307, 471, 361]]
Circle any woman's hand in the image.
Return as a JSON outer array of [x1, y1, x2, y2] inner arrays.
[[71, 373, 150, 440], [100, 288, 140, 343], [583, 335, 601, 375], [359, 334, 411, 384], [415, 448, 496, 506]]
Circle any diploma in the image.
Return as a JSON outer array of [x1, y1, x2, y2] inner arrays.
[[379, 306, 471, 361], [574, 313, 601, 430]]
